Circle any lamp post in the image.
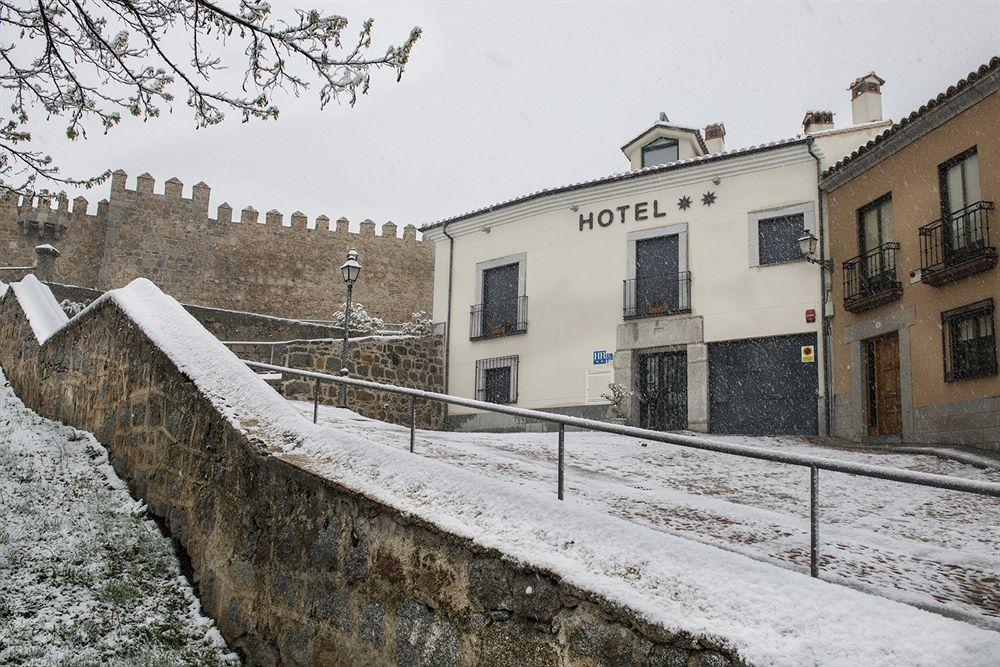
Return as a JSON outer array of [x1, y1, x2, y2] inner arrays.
[[338, 248, 362, 408], [797, 231, 833, 272]]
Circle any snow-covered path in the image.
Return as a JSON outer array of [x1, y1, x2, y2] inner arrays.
[[299, 401, 1000, 631], [0, 372, 237, 666]]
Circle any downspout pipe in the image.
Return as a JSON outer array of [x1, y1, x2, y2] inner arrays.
[[442, 220, 455, 424], [807, 137, 833, 437]]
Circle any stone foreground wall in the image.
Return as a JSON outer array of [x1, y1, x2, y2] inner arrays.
[[243, 337, 446, 430], [0, 169, 433, 322], [0, 290, 741, 666]]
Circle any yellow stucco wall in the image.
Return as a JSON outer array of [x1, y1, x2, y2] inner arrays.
[[827, 91, 1000, 410]]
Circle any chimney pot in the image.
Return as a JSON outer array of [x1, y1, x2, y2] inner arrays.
[[704, 123, 726, 153], [802, 110, 835, 135], [849, 71, 885, 125]]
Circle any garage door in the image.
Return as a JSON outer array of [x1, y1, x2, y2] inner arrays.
[[708, 333, 818, 435]]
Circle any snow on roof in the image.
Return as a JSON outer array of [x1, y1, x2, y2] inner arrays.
[[421, 136, 807, 232], [823, 57, 1000, 180], [5, 278, 998, 665], [9, 274, 69, 344]]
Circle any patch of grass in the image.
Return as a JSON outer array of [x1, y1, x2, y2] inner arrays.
[[99, 580, 140, 606]]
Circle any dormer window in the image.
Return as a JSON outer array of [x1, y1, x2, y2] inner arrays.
[[641, 138, 679, 168]]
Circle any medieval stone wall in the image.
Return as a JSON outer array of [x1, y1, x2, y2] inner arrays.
[[254, 336, 446, 430], [45, 281, 345, 342], [0, 289, 741, 667], [0, 170, 433, 322]]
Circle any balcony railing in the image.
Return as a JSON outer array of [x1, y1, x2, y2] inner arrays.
[[470, 295, 528, 340], [919, 201, 996, 286], [623, 272, 692, 320], [843, 243, 902, 313]]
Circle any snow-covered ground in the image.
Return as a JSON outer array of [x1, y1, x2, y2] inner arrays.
[[6, 277, 998, 665], [0, 371, 238, 666], [298, 401, 1000, 631]]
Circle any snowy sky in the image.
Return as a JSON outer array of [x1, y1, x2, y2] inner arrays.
[[25, 1, 1000, 231]]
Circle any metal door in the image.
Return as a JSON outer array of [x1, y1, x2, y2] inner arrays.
[[638, 350, 687, 431], [708, 333, 819, 435]]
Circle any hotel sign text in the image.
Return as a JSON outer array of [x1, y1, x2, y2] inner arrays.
[[578, 199, 669, 231]]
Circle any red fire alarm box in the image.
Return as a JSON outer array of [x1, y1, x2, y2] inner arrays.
[[805, 308, 816, 323]]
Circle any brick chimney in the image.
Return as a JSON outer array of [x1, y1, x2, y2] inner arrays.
[[704, 123, 726, 154], [849, 72, 885, 125], [802, 110, 834, 135]]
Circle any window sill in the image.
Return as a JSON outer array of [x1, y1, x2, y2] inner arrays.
[[470, 328, 528, 342]]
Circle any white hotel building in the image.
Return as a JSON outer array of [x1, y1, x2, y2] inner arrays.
[[423, 75, 892, 434]]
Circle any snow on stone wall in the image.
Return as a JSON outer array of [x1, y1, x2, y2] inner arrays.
[[0, 277, 997, 666]]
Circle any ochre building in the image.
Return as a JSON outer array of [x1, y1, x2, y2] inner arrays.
[[820, 58, 999, 451]]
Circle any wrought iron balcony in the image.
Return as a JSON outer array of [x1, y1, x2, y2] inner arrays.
[[843, 243, 902, 313], [470, 295, 528, 341], [623, 272, 692, 320], [919, 201, 996, 286]]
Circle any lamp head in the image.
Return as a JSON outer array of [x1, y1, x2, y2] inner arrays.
[[798, 231, 818, 258], [340, 248, 361, 284]]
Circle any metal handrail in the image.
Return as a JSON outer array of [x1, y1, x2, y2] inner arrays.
[[623, 271, 692, 320], [469, 295, 528, 340], [244, 359, 1000, 580]]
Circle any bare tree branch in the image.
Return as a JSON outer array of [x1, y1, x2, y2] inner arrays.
[[0, 0, 422, 200]]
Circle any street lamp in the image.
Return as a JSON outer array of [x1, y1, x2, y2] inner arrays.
[[338, 248, 362, 408], [797, 231, 833, 271]]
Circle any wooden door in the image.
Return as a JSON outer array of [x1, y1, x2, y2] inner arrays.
[[866, 332, 902, 436]]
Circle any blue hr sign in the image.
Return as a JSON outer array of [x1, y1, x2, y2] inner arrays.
[[593, 350, 614, 365]]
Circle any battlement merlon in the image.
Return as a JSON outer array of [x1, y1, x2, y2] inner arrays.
[[102, 169, 424, 240]]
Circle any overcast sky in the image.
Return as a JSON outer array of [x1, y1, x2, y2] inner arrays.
[[26, 1, 1000, 232]]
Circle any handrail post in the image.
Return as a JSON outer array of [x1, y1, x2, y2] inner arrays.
[[313, 378, 320, 424], [810, 465, 819, 578], [409, 395, 416, 453], [269, 343, 275, 366], [557, 424, 565, 500]]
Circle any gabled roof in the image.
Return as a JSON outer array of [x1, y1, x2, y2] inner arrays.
[[822, 57, 1000, 184], [420, 136, 807, 232], [620, 122, 710, 156]]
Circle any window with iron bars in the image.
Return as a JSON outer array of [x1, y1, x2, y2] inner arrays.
[[475, 355, 519, 404], [942, 299, 996, 382]]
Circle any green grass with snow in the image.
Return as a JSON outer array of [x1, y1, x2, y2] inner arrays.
[[0, 371, 238, 666]]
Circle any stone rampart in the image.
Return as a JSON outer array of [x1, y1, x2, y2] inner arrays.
[[274, 337, 445, 429], [0, 169, 432, 322], [0, 282, 743, 666], [45, 281, 345, 342]]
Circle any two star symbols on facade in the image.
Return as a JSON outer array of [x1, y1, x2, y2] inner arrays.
[[678, 192, 716, 210]]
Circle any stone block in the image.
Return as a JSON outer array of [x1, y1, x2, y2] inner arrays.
[[649, 645, 690, 666], [478, 621, 559, 667], [511, 572, 562, 622], [360, 602, 385, 647], [565, 617, 653, 666], [309, 580, 353, 633], [308, 517, 342, 571], [394, 600, 460, 667], [345, 539, 369, 584]]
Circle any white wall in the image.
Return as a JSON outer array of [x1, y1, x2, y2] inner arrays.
[[431, 144, 828, 415]]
